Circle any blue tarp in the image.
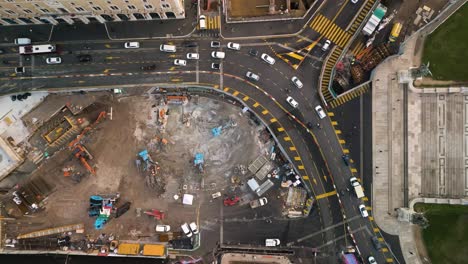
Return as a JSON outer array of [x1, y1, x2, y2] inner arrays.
[[139, 150, 149, 161], [342, 254, 358, 264], [212, 126, 222, 137], [194, 153, 204, 165]]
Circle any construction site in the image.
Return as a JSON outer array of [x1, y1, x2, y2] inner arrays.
[[0, 89, 310, 258]]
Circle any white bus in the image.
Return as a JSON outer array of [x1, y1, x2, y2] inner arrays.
[[19, 44, 56, 55]]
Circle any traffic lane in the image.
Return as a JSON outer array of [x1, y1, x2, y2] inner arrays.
[[0, 70, 200, 93], [222, 206, 325, 248]]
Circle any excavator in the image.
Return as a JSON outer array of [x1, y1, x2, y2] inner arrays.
[[68, 111, 107, 175]]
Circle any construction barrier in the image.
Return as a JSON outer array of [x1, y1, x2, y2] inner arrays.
[[117, 243, 140, 255], [142, 244, 166, 257]]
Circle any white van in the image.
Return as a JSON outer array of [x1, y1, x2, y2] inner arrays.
[[199, 15, 207, 30], [265, 239, 280, 247], [160, 44, 176, 53], [14, 38, 31, 45]]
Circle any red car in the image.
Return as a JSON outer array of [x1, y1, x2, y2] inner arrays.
[[223, 196, 240, 206]]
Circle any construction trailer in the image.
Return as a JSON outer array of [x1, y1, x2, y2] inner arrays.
[[362, 4, 387, 36]]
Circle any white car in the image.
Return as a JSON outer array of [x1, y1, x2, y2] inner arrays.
[[189, 222, 199, 234], [359, 204, 369, 218], [155, 225, 171, 232], [227, 42, 241, 50], [186, 53, 199, 60], [286, 96, 298, 108], [261, 53, 275, 65], [46, 57, 61, 64], [211, 51, 225, 59], [315, 105, 326, 119], [265, 238, 280, 247], [322, 39, 331, 51], [181, 223, 193, 237], [368, 256, 377, 264], [291, 76, 303, 88], [246, 71, 260, 81], [124, 42, 140, 49], [351, 0, 359, 3], [174, 59, 187, 66]]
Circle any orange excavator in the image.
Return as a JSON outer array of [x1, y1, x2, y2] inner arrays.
[[68, 111, 107, 175]]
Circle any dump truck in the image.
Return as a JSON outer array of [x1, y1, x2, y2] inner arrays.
[[350, 177, 364, 198], [250, 197, 268, 209]]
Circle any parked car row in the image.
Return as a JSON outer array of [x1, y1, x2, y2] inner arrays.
[[181, 222, 199, 238]]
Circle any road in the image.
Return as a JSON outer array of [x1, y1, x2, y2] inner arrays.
[[0, 0, 398, 263]]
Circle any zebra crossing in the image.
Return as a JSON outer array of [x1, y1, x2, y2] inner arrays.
[[197, 15, 220, 30], [309, 14, 351, 48]]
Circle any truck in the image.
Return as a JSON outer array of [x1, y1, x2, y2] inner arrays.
[[349, 177, 364, 198], [389, 22, 403, 42], [362, 3, 388, 36], [250, 197, 268, 209]]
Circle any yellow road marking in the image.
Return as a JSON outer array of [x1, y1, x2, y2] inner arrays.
[[335, 130, 341, 134], [169, 66, 175, 71], [286, 52, 304, 60], [298, 165, 304, 170], [232, 91, 239, 96], [277, 127, 284, 132], [253, 102, 259, 107], [243, 96, 249, 101], [332, 121, 338, 125], [262, 110, 269, 115], [373, 228, 379, 232], [362, 197, 369, 201], [366, 206, 372, 210], [351, 168, 357, 173], [171, 78, 182, 82], [302, 175, 309, 180], [289, 147, 296, 151], [315, 190, 337, 200], [294, 156, 301, 161], [105, 44, 111, 48], [339, 139, 345, 144], [323, 175, 328, 182], [369, 216, 374, 221], [224, 87, 230, 92], [382, 248, 389, 252], [328, 112, 335, 116], [386, 258, 394, 262], [284, 137, 291, 141], [343, 149, 350, 154], [270, 118, 277, 123], [313, 178, 317, 185]]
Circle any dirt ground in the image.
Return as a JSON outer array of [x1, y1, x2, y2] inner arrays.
[[7, 94, 268, 243]]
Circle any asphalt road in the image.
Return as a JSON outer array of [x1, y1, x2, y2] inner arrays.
[[0, 1, 399, 263]]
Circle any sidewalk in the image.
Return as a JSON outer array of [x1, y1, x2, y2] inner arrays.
[[371, 1, 467, 264], [0, 0, 197, 44]]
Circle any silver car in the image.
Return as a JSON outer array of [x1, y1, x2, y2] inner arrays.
[[261, 53, 276, 65]]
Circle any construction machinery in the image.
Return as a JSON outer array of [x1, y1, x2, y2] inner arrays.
[[144, 209, 166, 220], [72, 144, 95, 175], [194, 153, 204, 173], [68, 111, 106, 149]]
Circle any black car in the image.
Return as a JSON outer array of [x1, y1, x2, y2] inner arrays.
[[342, 154, 350, 166], [183, 41, 198, 47], [371, 236, 382, 250], [140, 64, 156, 71], [77, 54, 92, 62], [211, 63, 220, 70], [0, 49, 4, 54], [249, 49, 259, 56]]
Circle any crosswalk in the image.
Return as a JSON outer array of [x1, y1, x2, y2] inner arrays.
[[328, 81, 371, 108], [319, 0, 378, 108], [197, 15, 220, 30], [309, 14, 351, 48]]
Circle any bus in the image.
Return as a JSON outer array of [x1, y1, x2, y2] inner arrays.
[[19, 44, 56, 55], [389, 22, 403, 42]]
